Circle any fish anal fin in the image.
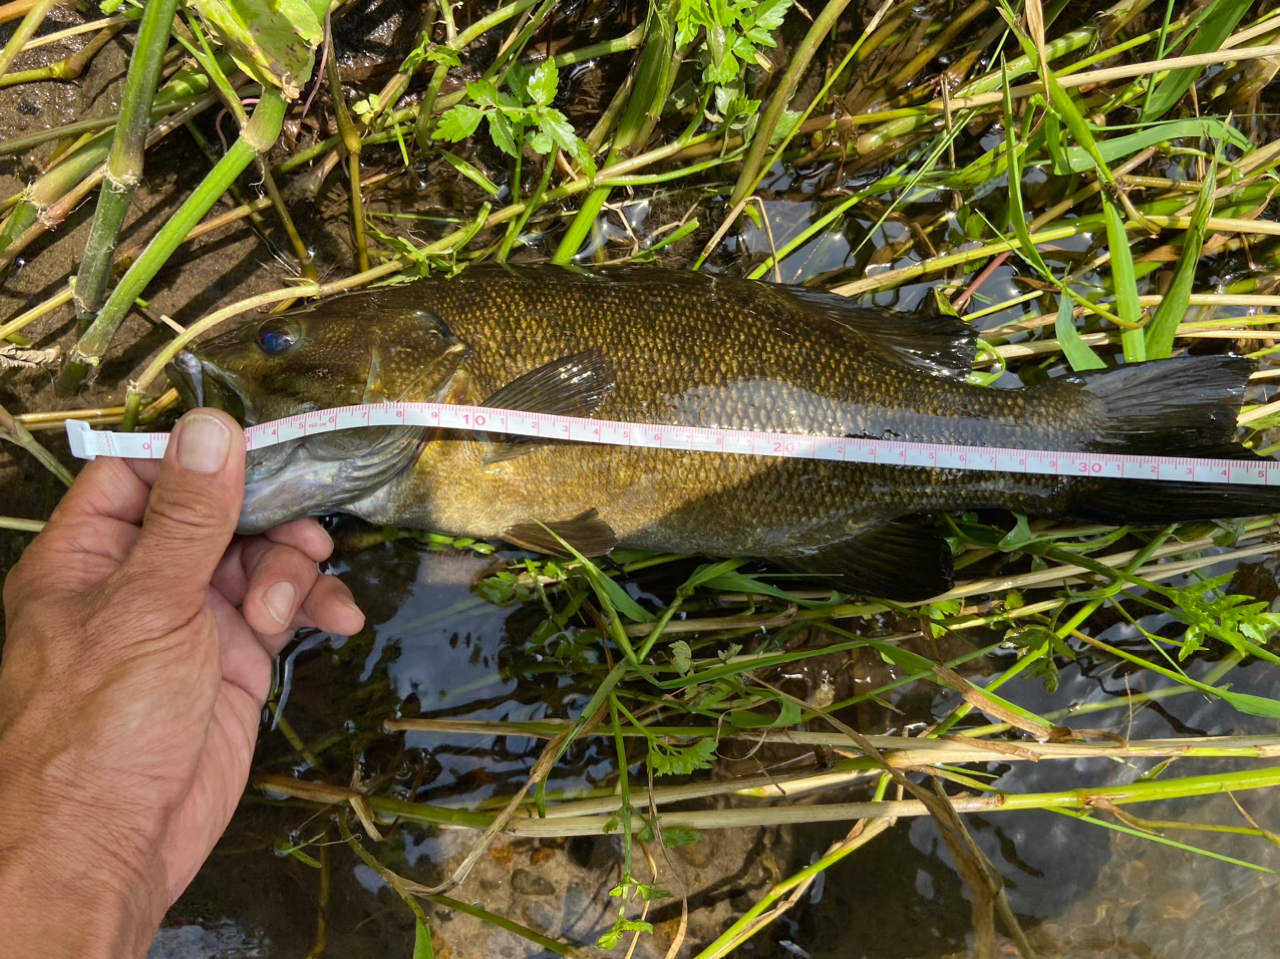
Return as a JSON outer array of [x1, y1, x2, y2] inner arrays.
[[502, 508, 618, 557], [482, 349, 615, 464], [776, 522, 954, 601]]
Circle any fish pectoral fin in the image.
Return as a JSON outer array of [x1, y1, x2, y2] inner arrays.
[[481, 349, 615, 464], [775, 522, 953, 602], [502, 508, 618, 557]]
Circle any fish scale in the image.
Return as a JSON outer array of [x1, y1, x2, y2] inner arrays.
[[154, 264, 1280, 600]]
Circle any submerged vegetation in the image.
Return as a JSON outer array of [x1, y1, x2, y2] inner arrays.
[[4, 0, 1280, 954]]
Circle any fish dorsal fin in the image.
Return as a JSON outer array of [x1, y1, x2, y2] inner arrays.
[[783, 287, 977, 381], [481, 349, 615, 464], [776, 521, 954, 601], [502, 509, 618, 556]]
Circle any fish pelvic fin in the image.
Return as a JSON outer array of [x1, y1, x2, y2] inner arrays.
[[481, 349, 615, 465], [502, 508, 619, 556], [774, 521, 954, 602]]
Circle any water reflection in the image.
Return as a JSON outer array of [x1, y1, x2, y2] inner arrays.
[[156, 516, 1280, 959]]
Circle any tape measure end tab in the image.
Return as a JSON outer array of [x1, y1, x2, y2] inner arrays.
[[65, 419, 96, 460]]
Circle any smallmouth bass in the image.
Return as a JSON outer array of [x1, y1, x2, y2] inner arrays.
[[167, 265, 1280, 600]]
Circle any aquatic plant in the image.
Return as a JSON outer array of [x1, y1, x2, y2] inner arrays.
[[4, 0, 1280, 955]]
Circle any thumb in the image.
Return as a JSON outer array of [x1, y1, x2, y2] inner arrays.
[[118, 409, 247, 627]]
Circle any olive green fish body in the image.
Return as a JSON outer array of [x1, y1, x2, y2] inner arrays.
[[169, 265, 1276, 600]]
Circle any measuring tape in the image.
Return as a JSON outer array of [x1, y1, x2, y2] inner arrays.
[[64, 402, 1280, 486]]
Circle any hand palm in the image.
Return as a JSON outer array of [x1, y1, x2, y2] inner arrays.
[[0, 412, 361, 931]]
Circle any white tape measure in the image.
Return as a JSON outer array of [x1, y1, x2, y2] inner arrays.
[[64, 402, 1280, 486]]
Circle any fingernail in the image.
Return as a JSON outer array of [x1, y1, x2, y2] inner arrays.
[[340, 596, 365, 620], [177, 413, 231, 474], [263, 581, 296, 626]]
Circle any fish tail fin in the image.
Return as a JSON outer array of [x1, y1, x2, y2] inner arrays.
[[1067, 354, 1255, 459], [1047, 354, 1280, 525]]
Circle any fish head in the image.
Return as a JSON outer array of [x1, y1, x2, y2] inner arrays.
[[166, 293, 472, 532]]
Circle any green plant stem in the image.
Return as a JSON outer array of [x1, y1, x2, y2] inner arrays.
[[728, 0, 854, 209], [56, 89, 289, 396], [0, 0, 56, 80], [261, 764, 1280, 835], [411, 0, 539, 149], [0, 131, 111, 256], [550, 22, 644, 67], [0, 401, 74, 486], [74, 0, 183, 325], [0, 93, 205, 157], [553, 2, 679, 263], [0, 20, 121, 87], [326, 47, 369, 272]]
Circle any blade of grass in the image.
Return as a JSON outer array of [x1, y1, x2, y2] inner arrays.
[[1146, 151, 1217, 358], [1142, 0, 1253, 121]]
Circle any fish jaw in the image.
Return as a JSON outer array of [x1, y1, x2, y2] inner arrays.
[[237, 424, 430, 534], [167, 350, 258, 424]]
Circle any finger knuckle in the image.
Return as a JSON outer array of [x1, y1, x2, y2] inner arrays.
[[145, 481, 230, 539]]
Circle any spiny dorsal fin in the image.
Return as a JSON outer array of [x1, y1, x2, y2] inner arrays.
[[481, 349, 615, 464], [502, 508, 618, 557]]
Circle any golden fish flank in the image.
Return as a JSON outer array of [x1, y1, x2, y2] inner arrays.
[[167, 264, 1279, 601]]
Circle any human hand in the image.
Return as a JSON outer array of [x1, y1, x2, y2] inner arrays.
[[0, 409, 364, 958]]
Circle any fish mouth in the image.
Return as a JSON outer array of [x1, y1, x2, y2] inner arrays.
[[166, 351, 258, 424]]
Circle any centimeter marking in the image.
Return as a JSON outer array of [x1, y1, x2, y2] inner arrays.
[[65, 402, 1280, 486]]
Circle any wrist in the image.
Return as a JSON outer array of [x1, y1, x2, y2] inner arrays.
[[0, 725, 167, 957]]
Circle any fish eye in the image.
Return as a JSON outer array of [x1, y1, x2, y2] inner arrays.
[[257, 322, 297, 355]]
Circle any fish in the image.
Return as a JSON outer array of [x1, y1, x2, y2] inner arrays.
[[165, 264, 1280, 601]]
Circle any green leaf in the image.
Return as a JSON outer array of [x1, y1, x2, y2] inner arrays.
[[506, 62, 531, 103], [468, 78, 500, 105], [425, 46, 460, 66], [535, 110, 579, 156], [190, 0, 323, 99], [486, 110, 519, 157], [1142, 0, 1253, 122], [699, 570, 845, 608], [1105, 197, 1145, 362], [649, 736, 718, 776], [533, 528, 656, 624], [1054, 118, 1249, 174], [670, 640, 694, 675], [1146, 155, 1216, 358], [413, 919, 434, 959], [1000, 61, 1051, 280], [728, 700, 802, 728], [435, 104, 484, 141], [749, 0, 791, 32], [529, 59, 559, 107], [868, 641, 935, 674], [662, 826, 701, 848], [438, 150, 499, 195], [997, 512, 1035, 551], [528, 128, 553, 154], [1054, 293, 1106, 372], [597, 916, 655, 949]]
